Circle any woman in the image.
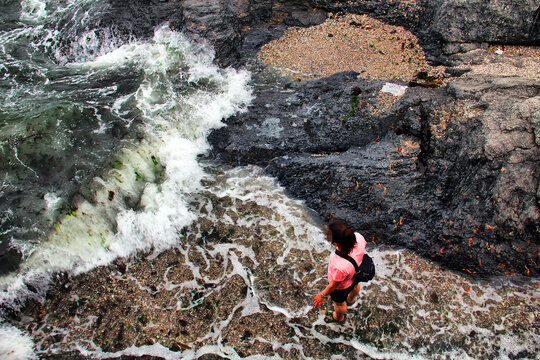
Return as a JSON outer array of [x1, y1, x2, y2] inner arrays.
[[312, 220, 368, 323]]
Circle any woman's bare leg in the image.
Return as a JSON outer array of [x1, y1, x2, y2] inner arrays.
[[333, 301, 347, 321], [347, 283, 361, 304]]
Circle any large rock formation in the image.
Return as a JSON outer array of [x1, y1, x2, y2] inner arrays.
[[203, 1, 539, 276], [208, 65, 539, 276], [89, 0, 539, 277]]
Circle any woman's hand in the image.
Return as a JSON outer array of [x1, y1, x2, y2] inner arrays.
[[312, 292, 326, 308], [313, 281, 341, 308]]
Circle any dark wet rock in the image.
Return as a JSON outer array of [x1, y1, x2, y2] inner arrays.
[[198, 1, 540, 278], [184, 5, 540, 279], [208, 71, 396, 164], [98, 0, 184, 41], [268, 0, 328, 27], [429, 0, 540, 46], [181, 0, 539, 67], [209, 69, 539, 277], [179, 0, 243, 67], [47, 0, 538, 69], [0, 247, 21, 274], [180, 0, 328, 66]]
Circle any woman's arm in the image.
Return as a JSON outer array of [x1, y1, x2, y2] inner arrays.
[[312, 280, 342, 308]]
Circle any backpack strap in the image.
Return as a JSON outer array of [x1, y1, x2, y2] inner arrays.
[[334, 250, 360, 272]]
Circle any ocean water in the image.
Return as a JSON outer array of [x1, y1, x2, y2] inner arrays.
[[1, 0, 253, 352], [6, 164, 538, 360], [0, 1, 538, 359], [0, 0, 251, 284]]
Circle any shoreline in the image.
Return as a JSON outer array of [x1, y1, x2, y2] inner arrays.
[[12, 183, 540, 359]]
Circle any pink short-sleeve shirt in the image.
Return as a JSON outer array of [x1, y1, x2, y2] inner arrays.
[[328, 232, 367, 289]]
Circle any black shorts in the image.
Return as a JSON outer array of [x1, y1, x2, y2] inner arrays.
[[330, 282, 358, 304]]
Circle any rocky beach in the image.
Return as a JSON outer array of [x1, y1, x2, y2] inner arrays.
[[1, 0, 539, 359], [16, 174, 540, 359]]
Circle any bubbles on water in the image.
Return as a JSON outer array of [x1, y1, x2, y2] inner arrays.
[[19, 0, 47, 23], [68, 28, 128, 64]]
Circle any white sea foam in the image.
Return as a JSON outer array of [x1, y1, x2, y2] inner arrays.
[[350, 339, 428, 360], [0, 325, 36, 360], [19, 0, 47, 23], [0, 25, 252, 312], [497, 333, 540, 360], [77, 342, 183, 360], [43, 192, 62, 221]]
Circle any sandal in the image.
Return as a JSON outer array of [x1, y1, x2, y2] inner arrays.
[[322, 309, 345, 324]]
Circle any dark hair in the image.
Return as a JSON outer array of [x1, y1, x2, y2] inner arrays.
[[328, 220, 356, 255]]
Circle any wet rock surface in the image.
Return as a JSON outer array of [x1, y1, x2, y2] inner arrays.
[[209, 71, 395, 163], [4, 0, 537, 276], [209, 64, 539, 277], [204, 1, 540, 277], [183, 0, 539, 66]]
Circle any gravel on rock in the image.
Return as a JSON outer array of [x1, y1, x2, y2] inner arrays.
[[258, 13, 446, 82]]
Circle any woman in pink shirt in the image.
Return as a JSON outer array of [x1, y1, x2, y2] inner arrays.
[[312, 220, 368, 323]]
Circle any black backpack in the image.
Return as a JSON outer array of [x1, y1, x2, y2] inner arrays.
[[335, 250, 375, 283]]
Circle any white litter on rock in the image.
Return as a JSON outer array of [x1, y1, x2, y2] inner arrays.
[[381, 83, 408, 97]]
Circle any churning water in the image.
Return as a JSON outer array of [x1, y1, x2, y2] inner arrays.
[[1, 0, 250, 286], [1, 0, 251, 352], [0, 1, 538, 359]]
